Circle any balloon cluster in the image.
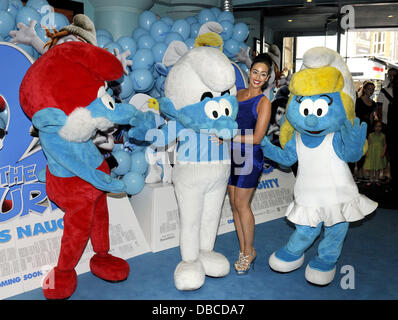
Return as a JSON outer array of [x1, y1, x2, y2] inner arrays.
[[110, 142, 149, 195], [97, 8, 250, 101], [3, 3, 249, 99], [0, 0, 69, 58]]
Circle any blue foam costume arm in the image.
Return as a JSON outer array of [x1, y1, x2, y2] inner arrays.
[[32, 108, 125, 193], [128, 109, 158, 141], [333, 118, 367, 162], [260, 132, 298, 167]]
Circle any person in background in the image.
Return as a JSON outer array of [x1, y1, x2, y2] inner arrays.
[[354, 81, 378, 181], [363, 121, 387, 186], [378, 68, 397, 183], [227, 54, 272, 275], [388, 68, 398, 191]]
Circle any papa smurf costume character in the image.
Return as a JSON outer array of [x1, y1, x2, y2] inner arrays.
[[132, 38, 239, 290], [261, 47, 378, 286], [19, 42, 140, 299]]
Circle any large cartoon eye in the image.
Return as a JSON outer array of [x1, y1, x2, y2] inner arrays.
[[204, 100, 222, 120], [219, 99, 232, 117], [313, 98, 329, 117], [97, 86, 115, 110], [299, 99, 314, 117], [101, 93, 115, 110]]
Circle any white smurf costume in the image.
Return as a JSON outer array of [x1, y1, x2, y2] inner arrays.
[[131, 24, 240, 290], [261, 47, 378, 286]]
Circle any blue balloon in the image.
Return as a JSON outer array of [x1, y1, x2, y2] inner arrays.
[[164, 32, 183, 46], [185, 16, 197, 25], [220, 21, 233, 41], [137, 34, 155, 49], [123, 171, 145, 195], [148, 86, 160, 99], [117, 36, 137, 58], [96, 28, 113, 40], [0, 1, 9, 11], [232, 22, 249, 42], [160, 16, 173, 27], [150, 20, 169, 43], [122, 91, 135, 104], [41, 11, 69, 30], [33, 21, 49, 42], [112, 143, 124, 153], [217, 11, 234, 24], [130, 68, 154, 93], [190, 23, 200, 39], [130, 151, 148, 175], [119, 75, 134, 99], [239, 42, 248, 52], [112, 150, 132, 176], [197, 8, 216, 25], [210, 7, 221, 18], [0, 10, 14, 38], [171, 19, 190, 41], [96, 35, 111, 48], [15, 6, 40, 26], [7, 0, 21, 18], [184, 37, 195, 50], [151, 42, 167, 63], [25, 0, 48, 13], [138, 10, 157, 31], [103, 41, 122, 54], [224, 38, 240, 59], [132, 27, 149, 41], [132, 48, 154, 70], [9, 0, 23, 9]]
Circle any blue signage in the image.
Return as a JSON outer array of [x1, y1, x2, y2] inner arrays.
[[0, 43, 52, 226]]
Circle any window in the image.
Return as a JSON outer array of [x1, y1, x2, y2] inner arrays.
[[373, 32, 386, 55]]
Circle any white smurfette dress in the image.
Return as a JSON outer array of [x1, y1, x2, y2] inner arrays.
[[285, 132, 378, 227]]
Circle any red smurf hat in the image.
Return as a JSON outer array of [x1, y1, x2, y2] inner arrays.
[[20, 41, 123, 119]]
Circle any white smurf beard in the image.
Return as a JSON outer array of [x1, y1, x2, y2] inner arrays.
[[58, 107, 114, 143]]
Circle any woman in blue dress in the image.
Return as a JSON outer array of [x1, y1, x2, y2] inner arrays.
[[228, 54, 272, 274]]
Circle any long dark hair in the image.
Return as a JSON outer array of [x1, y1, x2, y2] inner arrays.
[[250, 53, 273, 90]]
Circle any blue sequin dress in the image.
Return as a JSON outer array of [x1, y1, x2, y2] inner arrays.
[[228, 94, 265, 188]]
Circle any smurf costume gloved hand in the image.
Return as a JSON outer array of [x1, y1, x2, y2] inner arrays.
[[261, 47, 378, 286]]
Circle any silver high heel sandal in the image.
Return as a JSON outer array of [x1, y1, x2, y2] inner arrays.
[[235, 249, 256, 275], [234, 252, 244, 270]]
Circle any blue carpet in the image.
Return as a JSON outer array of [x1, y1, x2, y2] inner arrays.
[[7, 208, 398, 300]]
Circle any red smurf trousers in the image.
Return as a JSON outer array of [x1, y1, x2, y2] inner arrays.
[[45, 160, 111, 271]]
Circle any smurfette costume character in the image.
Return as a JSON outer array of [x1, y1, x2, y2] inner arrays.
[[131, 37, 239, 290], [261, 47, 378, 286], [19, 42, 141, 299]]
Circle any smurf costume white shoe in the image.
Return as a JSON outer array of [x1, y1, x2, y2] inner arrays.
[[305, 256, 336, 286], [269, 247, 305, 273]]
